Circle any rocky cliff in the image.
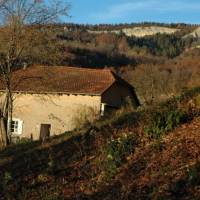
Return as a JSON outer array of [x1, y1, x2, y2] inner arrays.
[[88, 26, 179, 37]]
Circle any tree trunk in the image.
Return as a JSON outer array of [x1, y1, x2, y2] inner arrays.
[[0, 116, 7, 149], [0, 91, 11, 149]]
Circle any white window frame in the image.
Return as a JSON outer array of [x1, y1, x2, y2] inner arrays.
[[8, 118, 23, 135]]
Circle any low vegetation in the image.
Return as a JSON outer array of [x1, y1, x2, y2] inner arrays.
[[1, 87, 200, 199]]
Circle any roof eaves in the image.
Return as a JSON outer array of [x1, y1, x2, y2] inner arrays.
[[0, 90, 101, 96]]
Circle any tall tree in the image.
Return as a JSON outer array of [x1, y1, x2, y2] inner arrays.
[[0, 0, 70, 148]]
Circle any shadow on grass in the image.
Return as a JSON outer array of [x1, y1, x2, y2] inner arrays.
[[111, 111, 142, 128], [0, 127, 108, 199]]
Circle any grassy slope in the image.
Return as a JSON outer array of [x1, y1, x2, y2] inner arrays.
[[115, 117, 200, 200], [1, 90, 200, 200]]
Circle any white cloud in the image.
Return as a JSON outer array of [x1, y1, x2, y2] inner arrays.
[[90, 0, 200, 21]]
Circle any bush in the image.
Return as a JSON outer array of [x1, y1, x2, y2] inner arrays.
[[145, 109, 188, 139], [13, 137, 32, 145], [3, 171, 12, 186], [72, 106, 99, 130], [187, 162, 200, 186], [170, 179, 186, 196], [104, 134, 137, 179], [150, 139, 164, 152], [180, 87, 200, 101], [170, 162, 200, 196], [111, 111, 141, 128]]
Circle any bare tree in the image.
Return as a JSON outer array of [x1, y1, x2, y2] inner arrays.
[[0, 0, 70, 148], [126, 64, 160, 104]]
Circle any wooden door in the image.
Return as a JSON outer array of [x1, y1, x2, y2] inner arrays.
[[40, 124, 51, 142]]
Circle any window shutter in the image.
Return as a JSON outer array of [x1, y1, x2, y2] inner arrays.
[[7, 118, 11, 131], [18, 120, 23, 135]]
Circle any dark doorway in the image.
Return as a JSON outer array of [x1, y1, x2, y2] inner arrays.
[[40, 124, 51, 142]]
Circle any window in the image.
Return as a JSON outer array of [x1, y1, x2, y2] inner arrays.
[[8, 118, 23, 135], [11, 120, 19, 133]]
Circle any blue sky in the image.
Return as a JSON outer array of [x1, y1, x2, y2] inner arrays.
[[67, 0, 200, 24]]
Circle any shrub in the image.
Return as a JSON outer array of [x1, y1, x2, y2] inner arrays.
[[159, 96, 180, 110], [150, 139, 164, 152], [170, 162, 200, 195], [180, 87, 200, 102], [111, 111, 141, 128], [187, 162, 200, 186], [2, 171, 12, 186], [72, 106, 99, 130], [104, 134, 137, 179], [170, 179, 186, 196], [195, 95, 200, 108], [13, 137, 32, 145], [145, 109, 188, 139]]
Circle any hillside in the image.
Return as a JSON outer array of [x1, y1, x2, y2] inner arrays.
[[184, 27, 200, 38], [118, 117, 200, 199], [0, 22, 200, 199], [1, 88, 200, 200], [13, 22, 200, 105], [5, 23, 200, 95], [54, 23, 200, 71], [0, 22, 197, 69]]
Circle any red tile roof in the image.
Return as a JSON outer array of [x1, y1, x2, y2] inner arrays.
[[0, 66, 118, 95]]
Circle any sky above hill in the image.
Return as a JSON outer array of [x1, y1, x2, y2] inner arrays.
[[67, 0, 200, 24]]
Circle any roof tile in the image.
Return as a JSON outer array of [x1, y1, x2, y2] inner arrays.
[[0, 66, 116, 95]]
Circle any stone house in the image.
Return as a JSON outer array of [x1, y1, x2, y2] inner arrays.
[[0, 66, 140, 140]]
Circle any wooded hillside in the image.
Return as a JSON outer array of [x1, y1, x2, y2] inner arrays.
[[2, 22, 198, 104]]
